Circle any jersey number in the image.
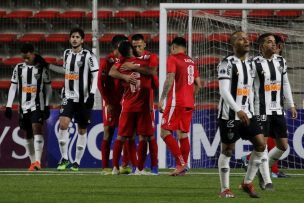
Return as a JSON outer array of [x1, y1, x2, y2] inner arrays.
[[187, 65, 194, 85]]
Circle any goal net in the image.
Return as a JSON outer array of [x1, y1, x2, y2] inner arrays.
[[158, 3, 304, 169]]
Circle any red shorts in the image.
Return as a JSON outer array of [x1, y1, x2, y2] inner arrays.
[[102, 104, 121, 127], [161, 106, 193, 133], [118, 111, 154, 136]]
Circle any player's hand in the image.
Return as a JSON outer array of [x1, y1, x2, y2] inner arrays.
[[120, 62, 138, 71], [158, 100, 164, 113], [291, 107, 298, 119], [237, 110, 250, 126], [43, 106, 50, 120], [123, 74, 137, 85], [5, 107, 12, 120], [86, 93, 95, 109]]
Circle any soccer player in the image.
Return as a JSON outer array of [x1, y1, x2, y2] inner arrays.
[[158, 37, 201, 176], [56, 28, 99, 171], [217, 31, 269, 198], [97, 35, 131, 174], [131, 34, 159, 175], [5, 43, 51, 171], [109, 41, 157, 175], [253, 33, 297, 181]]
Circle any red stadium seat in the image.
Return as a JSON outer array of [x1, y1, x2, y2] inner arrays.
[[0, 34, 17, 42], [45, 34, 69, 42], [128, 33, 151, 42], [0, 10, 6, 17], [195, 56, 220, 66], [207, 33, 230, 42], [140, 10, 160, 18], [59, 11, 86, 19], [3, 57, 23, 65], [33, 10, 59, 19], [205, 80, 219, 89], [114, 11, 140, 19], [0, 80, 11, 89], [221, 10, 242, 17], [84, 33, 93, 42], [274, 33, 288, 42], [44, 57, 57, 64], [197, 10, 220, 16], [168, 10, 188, 17], [99, 33, 125, 43], [248, 10, 274, 17], [184, 33, 205, 42], [5, 10, 33, 18], [276, 10, 302, 17], [86, 10, 112, 19], [51, 80, 64, 89], [18, 34, 45, 43], [151, 33, 178, 43], [56, 59, 64, 66], [247, 32, 259, 42]]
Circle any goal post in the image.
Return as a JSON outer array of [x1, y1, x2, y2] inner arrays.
[[158, 3, 304, 169]]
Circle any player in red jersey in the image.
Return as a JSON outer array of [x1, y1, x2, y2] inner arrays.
[[109, 41, 157, 175], [158, 37, 201, 176], [130, 34, 159, 175], [97, 35, 131, 174]]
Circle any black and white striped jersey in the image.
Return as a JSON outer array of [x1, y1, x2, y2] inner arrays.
[[253, 54, 295, 115], [7, 59, 51, 113], [63, 48, 99, 103], [217, 55, 255, 120]]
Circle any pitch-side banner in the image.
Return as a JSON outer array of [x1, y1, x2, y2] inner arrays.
[[1, 110, 304, 168]]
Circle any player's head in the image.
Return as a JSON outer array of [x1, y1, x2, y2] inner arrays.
[[118, 41, 135, 58], [21, 43, 35, 65], [274, 34, 284, 55], [69, 27, 85, 49], [170, 37, 187, 54], [131, 34, 146, 56], [111, 35, 128, 50], [257, 33, 276, 58], [230, 31, 250, 56]]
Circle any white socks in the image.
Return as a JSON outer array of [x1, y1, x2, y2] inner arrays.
[[74, 133, 87, 165], [218, 153, 231, 192], [25, 138, 35, 163], [268, 147, 285, 167], [244, 150, 263, 184], [58, 129, 69, 160], [34, 134, 44, 163], [259, 148, 272, 184]]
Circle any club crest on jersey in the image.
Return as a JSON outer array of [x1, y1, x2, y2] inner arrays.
[[77, 61, 83, 67]]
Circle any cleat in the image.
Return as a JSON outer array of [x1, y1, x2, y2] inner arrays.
[[219, 188, 235, 198], [57, 158, 70, 171], [277, 171, 290, 178], [264, 183, 274, 191], [241, 181, 259, 198], [34, 161, 41, 170], [256, 170, 265, 190], [139, 170, 152, 176], [119, 166, 131, 174], [128, 168, 141, 176], [170, 165, 187, 176], [28, 162, 36, 171], [241, 155, 249, 171], [151, 166, 159, 175], [112, 166, 120, 175], [271, 172, 278, 178], [101, 168, 112, 175], [70, 162, 79, 171]]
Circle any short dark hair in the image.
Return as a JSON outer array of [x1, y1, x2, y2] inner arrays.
[[21, 43, 34, 54], [111, 35, 128, 49], [171, 37, 186, 48], [230, 31, 243, 45], [131, 34, 144, 41], [118, 41, 134, 58], [257, 33, 275, 45], [274, 34, 284, 44], [69, 27, 85, 39]]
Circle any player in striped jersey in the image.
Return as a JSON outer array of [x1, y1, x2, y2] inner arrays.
[[57, 28, 99, 171], [252, 33, 297, 181], [217, 31, 270, 198], [5, 43, 52, 171]]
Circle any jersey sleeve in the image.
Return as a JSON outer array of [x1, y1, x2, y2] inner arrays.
[[149, 54, 159, 67], [98, 58, 111, 105], [167, 56, 176, 73], [43, 65, 51, 84], [218, 59, 231, 80], [194, 64, 199, 78], [88, 52, 99, 72], [11, 66, 18, 84]]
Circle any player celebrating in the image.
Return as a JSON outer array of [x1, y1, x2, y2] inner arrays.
[[252, 33, 297, 182], [5, 43, 51, 171], [97, 35, 131, 174], [56, 28, 99, 171], [217, 31, 269, 198], [158, 37, 201, 176], [109, 41, 157, 175]]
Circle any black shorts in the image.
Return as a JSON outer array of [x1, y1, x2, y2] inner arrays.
[[256, 115, 287, 138], [59, 98, 91, 128], [219, 117, 262, 144], [19, 110, 43, 138]]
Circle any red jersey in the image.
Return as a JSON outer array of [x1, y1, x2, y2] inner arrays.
[[166, 53, 199, 108], [114, 57, 153, 112], [97, 52, 123, 106]]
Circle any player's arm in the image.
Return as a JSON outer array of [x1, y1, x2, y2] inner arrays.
[[120, 62, 157, 76], [5, 66, 18, 119], [159, 72, 175, 113], [97, 58, 110, 105], [194, 65, 202, 95], [109, 64, 137, 85]]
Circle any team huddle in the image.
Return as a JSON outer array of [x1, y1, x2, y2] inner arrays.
[[3, 28, 296, 198]]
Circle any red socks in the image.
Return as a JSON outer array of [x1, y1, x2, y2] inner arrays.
[[128, 139, 138, 167], [163, 135, 185, 166], [179, 137, 190, 164], [112, 140, 124, 168], [121, 141, 129, 167], [138, 140, 148, 171]]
